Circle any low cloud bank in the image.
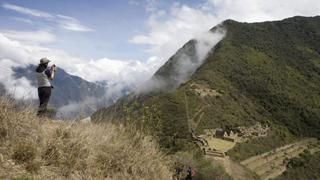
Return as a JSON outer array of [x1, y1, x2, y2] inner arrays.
[[136, 26, 226, 94], [0, 34, 156, 99], [56, 82, 132, 118], [0, 33, 156, 117]]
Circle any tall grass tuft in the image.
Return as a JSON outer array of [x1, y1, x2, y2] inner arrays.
[[0, 97, 172, 179]]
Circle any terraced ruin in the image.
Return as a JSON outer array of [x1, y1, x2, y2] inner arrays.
[[192, 133, 255, 180], [192, 123, 270, 159], [192, 132, 235, 158], [193, 128, 319, 180], [241, 138, 319, 180]]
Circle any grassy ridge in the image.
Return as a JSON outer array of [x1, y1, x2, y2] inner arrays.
[[0, 98, 172, 179]]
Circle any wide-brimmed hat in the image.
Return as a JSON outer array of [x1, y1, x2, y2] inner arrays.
[[39, 57, 51, 64]]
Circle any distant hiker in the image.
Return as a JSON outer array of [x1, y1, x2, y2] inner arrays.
[[185, 166, 193, 180], [174, 166, 183, 180], [192, 168, 196, 177], [35, 58, 57, 116]]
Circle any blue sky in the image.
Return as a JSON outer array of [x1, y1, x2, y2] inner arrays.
[[1, 0, 146, 60], [2, 0, 319, 63], [0, 0, 199, 60]]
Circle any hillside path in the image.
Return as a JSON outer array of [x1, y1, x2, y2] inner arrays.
[[208, 156, 255, 180]]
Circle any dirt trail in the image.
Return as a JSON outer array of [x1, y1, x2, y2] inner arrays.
[[209, 156, 255, 180]]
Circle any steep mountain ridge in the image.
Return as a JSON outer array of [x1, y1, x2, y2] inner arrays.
[[136, 26, 226, 94], [93, 16, 320, 155]]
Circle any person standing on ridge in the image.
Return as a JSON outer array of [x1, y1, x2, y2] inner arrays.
[[35, 58, 57, 116], [185, 166, 193, 180]]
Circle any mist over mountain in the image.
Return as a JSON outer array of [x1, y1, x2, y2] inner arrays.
[[93, 16, 320, 154], [136, 26, 226, 94]]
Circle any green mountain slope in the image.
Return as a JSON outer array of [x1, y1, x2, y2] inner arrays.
[[93, 16, 320, 156]]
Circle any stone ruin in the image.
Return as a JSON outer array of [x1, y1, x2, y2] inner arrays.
[[193, 123, 270, 157], [203, 123, 270, 143], [236, 123, 270, 142], [192, 132, 226, 158], [190, 83, 221, 98], [202, 128, 239, 142]]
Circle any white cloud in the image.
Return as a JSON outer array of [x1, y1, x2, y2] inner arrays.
[[206, 0, 320, 22], [0, 34, 31, 64], [56, 97, 100, 118], [11, 17, 34, 24], [1, 30, 56, 45], [2, 3, 92, 32], [0, 33, 158, 100], [2, 3, 53, 18], [131, 0, 320, 66], [57, 15, 93, 32], [0, 58, 37, 99], [131, 4, 219, 64]]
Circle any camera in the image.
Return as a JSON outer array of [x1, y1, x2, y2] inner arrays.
[[51, 64, 57, 71]]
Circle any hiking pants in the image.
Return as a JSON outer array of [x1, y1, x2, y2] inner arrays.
[[38, 86, 51, 115]]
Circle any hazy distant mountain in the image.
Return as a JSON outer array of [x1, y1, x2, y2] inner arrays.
[[2, 65, 113, 117]]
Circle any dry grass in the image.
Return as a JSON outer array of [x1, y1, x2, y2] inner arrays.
[[0, 97, 172, 179]]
